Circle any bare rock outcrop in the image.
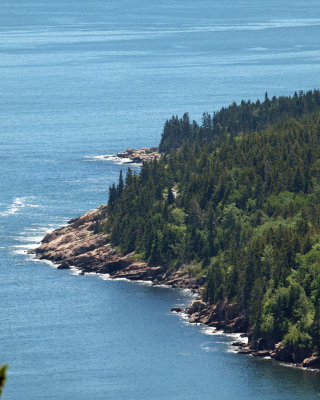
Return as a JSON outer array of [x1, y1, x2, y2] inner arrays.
[[34, 207, 198, 291], [302, 354, 320, 368], [117, 148, 161, 163]]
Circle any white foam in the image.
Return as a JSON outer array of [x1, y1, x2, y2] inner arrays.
[[32, 258, 60, 268], [12, 248, 29, 255], [228, 332, 248, 343], [277, 361, 320, 372], [69, 266, 83, 276], [225, 347, 238, 354], [201, 327, 223, 336], [0, 197, 25, 217], [17, 235, 44, 243], [136, 280, 153, 286], [113, 277, 131, 282], [13, 243, 39, 250], [199, 326, 248, 343], [179, 311, 189, 318], [84, 154, 141, 165], [99, 273, 111, 280], [201, 344, 218, 353], [0, 197, 42, 217], [179, 288, 196, 297], [154, 283, 171, 289]]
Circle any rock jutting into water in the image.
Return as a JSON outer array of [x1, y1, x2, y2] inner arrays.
[[33, 207, 320, 371], [117, 148, 161, 163]]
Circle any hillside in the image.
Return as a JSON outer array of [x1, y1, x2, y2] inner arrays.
[[97, 91, 320, 363]]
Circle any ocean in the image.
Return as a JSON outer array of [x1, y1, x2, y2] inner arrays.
[[0, 0, 320, 398]]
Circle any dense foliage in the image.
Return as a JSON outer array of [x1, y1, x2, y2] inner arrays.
[[100, 91, 320, 352], [159, 89, 320, 153]]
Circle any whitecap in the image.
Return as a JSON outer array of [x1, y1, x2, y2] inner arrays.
[[0, 197, 26, 217], [0, 196, 43, 217]]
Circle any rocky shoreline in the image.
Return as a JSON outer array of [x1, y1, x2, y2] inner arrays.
[[116, 147, 161, 163], [33, 207, 320, 372]]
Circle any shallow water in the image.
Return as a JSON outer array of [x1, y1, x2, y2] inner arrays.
[[1, 0, 320, 398]]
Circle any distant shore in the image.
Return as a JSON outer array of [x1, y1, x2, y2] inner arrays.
[[33, 204, 320, 372]]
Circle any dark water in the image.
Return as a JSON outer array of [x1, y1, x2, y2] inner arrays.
[[0, 1, 320, 398]]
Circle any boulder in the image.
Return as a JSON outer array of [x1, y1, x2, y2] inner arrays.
[[224, 315, 248, 333], [270, 342, 311, 363], [302, 355, 320, 368], [171, 307, 183, 313], [232, 340, 245, 347], [252, 350, 270, 358], [238, 346, 253, 354], [188, 299, 207, 314], [57, 262, 69, 270]]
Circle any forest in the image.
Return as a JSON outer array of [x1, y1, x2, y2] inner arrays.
[[99, 90, 320, 353]]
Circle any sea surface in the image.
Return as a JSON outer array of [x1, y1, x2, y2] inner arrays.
[[0, 0, 320, 399]]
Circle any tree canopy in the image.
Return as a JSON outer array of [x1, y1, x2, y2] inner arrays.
[[99, 90, 320, 352]]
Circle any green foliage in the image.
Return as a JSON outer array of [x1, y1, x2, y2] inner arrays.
[[283, 325, 312, 349], [159, 89, 320, 153], [99, 90, 320, 351]]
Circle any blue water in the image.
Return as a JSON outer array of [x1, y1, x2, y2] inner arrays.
[[1, 0, 320, 398]]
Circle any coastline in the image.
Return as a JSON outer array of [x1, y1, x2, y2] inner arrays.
[[84, 148, 161, 165], [33, 206, 320, 372]]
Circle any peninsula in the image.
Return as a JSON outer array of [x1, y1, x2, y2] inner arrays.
[[35, 90, 320, 371]]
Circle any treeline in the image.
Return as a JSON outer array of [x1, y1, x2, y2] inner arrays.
[[99, 91, 320, 352], [159, 89, 320, 153]]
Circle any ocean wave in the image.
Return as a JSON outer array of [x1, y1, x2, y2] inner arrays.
[[14, 243, 39, 250], [0, 197, 26, 217], [0, 197, 42, 217], [17, 235, 44, 243], [11, 224, 57, 257]]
